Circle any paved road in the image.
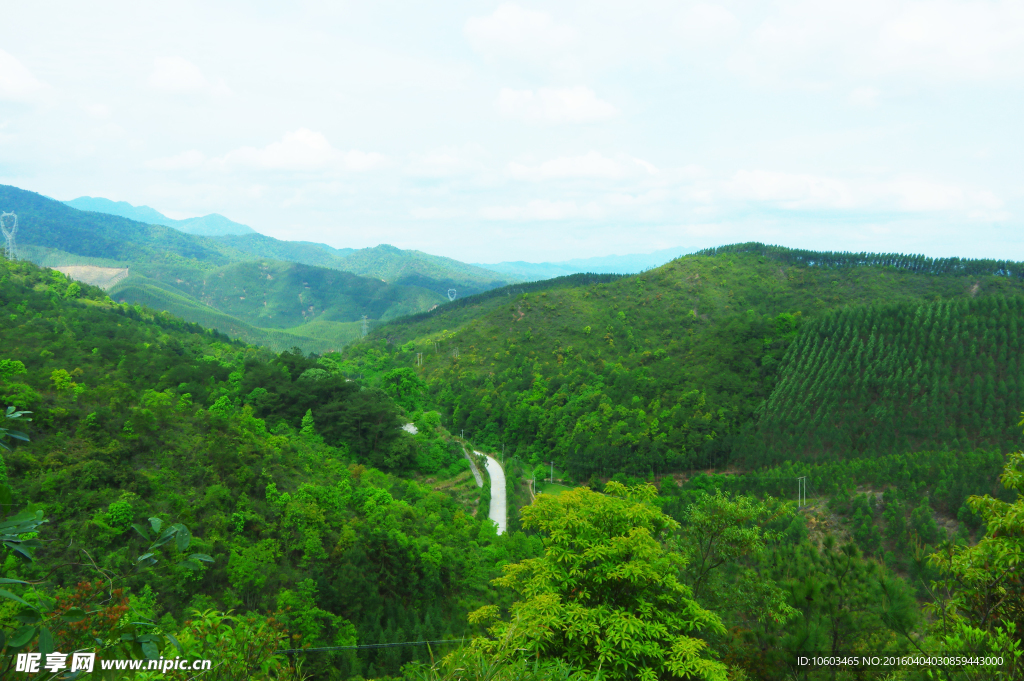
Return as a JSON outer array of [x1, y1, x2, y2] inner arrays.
[[478, 451, 507, 535]]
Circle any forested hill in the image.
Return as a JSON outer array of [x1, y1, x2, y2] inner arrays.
[[1, 185, 232, 267], [341, 246, 1024, 478], [0, 257, 525, 679]]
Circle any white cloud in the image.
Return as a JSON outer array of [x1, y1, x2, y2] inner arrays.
[[730, 1, 1024, 85], [727, 170, 855, 209], [873, 1, 1024, 79], [848, 86, 880, 107], [497, 86, 618, 123], [0, 49, 48, 102], [212, 129, 387, 173], [480, 199, 602, 220], [148, 56, 228, 95], [145, 149, 207, 171], [507, 151, 656, 180], [82, 102, 111, 119], [722, 169, 1007, 219], [405, 148, 481, 177], [465, 4, 576, 62], [674, 3, 739, 44], [409, 206, 467, 219], [888, 177, 1003, 213]]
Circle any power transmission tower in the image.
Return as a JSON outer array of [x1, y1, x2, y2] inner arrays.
[[447, 289, 457, 302], [797, 476, 807, 508], [416, 352, 422, 366], [452, 347, 459, 359], [1, 212, 17, 261], [361, 315, 369, 337]]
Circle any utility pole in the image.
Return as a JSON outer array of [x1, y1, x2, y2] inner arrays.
[[1, 212, 18, 261]]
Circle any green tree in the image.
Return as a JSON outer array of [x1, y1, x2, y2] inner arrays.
[[380, 367, 427, 411], [925, 449, 1024, 678], [678, 490, 796, 625], [300, 408, 316, 435], [470, 482, 728, 680]]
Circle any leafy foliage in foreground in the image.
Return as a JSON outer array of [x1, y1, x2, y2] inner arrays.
[[472, 483, 728, 681]]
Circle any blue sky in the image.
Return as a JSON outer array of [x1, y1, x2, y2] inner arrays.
[[1, 1, 1021, 263]]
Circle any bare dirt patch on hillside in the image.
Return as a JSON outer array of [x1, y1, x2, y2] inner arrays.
[[52, 265, 129, 290]]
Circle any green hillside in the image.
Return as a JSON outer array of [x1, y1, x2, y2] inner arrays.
[[341, 245, 1024, 478], [107, 273, 336, 353], [329, 244, 515, 296], [213, 238, 515, 297], [106, 259, 444, 351], [124, 260, 445, 328], [0, 256, 520, 678]]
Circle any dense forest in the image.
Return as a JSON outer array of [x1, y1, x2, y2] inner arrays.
[[1, 248, 1021, 680]]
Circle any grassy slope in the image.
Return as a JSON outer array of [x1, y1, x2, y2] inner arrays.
[[110, 259, 445, 352], [108, 274, 335, 353], [205, 239, 516, 297], [349, 250, 1024, 473]]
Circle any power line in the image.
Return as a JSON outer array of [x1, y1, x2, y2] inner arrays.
[[277, 639, 465, 654]]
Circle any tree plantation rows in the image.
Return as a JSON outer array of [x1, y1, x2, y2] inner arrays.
[[696, 242, 1024, 279], [752, 295, 1024, 463]]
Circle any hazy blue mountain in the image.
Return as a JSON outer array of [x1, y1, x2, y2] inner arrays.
[[63, 196, 256, 236], [476, 247, 694, 281], [175, 213, 256, 237], [63, 196, 173, 225]]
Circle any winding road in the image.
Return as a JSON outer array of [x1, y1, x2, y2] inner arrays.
[[477, 451, 507, 535]]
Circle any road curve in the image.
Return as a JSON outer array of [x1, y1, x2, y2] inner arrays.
[[477, 451, 506, 535]]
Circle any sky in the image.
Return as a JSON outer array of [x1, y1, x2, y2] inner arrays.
[[1, 1, 1022, 263]]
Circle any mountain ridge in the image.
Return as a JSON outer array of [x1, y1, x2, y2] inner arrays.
[[475, 246, 694, 281], [63, 196, 257, 237]]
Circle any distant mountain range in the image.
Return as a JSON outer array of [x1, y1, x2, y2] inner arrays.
[[63, 196, 256, 237], [59, 195, 510, 298], [0, 185, 512, 351], [476, 247, 694, 281]]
